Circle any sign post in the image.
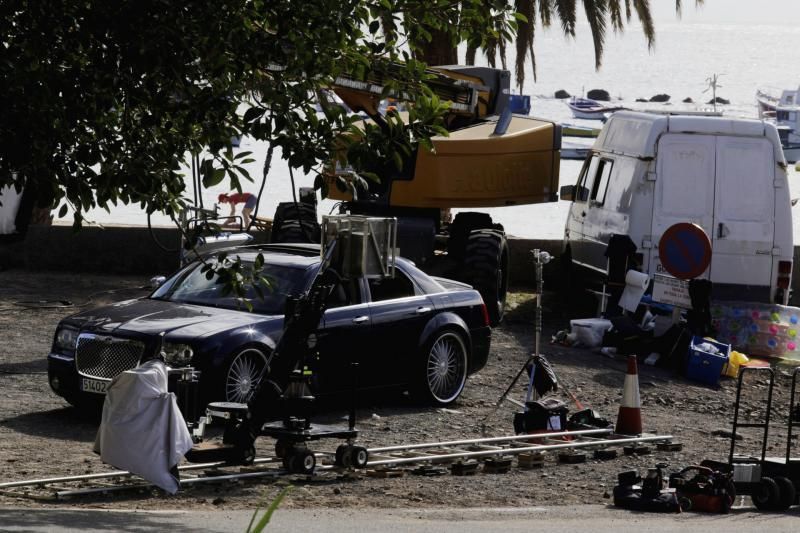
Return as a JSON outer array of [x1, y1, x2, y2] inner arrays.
[[653, 223, 712, 321], [657, 222, 712, 281]]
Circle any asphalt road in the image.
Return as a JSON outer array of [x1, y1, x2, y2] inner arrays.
[[1, 504, 798, 532]]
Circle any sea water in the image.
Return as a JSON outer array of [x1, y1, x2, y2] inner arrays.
[[63, 15, 800, 241]]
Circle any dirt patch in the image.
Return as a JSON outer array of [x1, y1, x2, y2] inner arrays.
[[0, 269, 796, 510]]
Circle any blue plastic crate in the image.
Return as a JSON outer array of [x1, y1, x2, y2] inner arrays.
[[686, 336, 730, 386]]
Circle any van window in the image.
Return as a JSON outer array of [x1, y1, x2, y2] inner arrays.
[[590, 160, 613, 205], [575, 156, 600, 202]]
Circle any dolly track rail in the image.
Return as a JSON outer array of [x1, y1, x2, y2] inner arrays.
[[0, 430, 673, 500]]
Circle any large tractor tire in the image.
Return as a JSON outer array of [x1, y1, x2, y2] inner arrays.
[[462, 229, 509, 326], [271, 219, 320, 244], [270, 202, 320, 244]]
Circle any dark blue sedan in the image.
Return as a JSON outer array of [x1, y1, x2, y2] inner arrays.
[[47, 244, 491, 408]]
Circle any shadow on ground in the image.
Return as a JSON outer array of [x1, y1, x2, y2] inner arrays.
[[0, 407, 99, 442]]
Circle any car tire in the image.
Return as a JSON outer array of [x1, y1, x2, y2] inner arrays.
[[462, 229, 508, 327], [223, 347, 269, 404], [415, 329, 468, 406]]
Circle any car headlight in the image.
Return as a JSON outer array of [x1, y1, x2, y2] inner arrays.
[[162, 343, 194, 367], [54, 326, 79, 352]]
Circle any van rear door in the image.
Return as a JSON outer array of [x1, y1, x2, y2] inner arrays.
[[711, 137, 775, 299], [653, 134, 777, 301], [651, 134, 716, 278]]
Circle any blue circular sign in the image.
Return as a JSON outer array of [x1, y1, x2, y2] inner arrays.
[[658, 223, 712, 280]]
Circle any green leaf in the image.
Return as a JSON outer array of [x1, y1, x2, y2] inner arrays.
[[58, 204, 68, 218], [248, 487, 293, 533]]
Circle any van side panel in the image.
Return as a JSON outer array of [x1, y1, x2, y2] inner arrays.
[[651, 134, 716, 279], [711, 137, 775, 295]]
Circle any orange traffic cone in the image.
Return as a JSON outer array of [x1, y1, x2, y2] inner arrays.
[[616, 355, 643, 435]]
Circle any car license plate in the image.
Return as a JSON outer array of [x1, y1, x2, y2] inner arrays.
[[81, 378, 109, 395]]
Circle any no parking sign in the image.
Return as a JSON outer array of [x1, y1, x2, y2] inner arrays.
[[658, 223, 712, 280]]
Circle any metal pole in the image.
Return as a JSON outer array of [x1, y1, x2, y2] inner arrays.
[[367, 434, 673, 468], [367, 428, 611, 454], [0, 457, 279, 490]]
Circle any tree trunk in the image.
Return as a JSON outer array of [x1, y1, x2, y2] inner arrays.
[[417, 30, 458, 66]]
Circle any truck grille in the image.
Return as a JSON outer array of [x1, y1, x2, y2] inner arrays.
[[75, 334, 145, 380]]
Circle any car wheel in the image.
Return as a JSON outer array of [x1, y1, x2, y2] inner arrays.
[[417, 330, 468, 406], [462, 229, 508, 327], [224, 347, 269, 404]]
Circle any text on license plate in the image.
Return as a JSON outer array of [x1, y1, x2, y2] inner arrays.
[[81, 378, 109, 394]]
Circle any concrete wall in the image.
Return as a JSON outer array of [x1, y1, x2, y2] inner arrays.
[[6, 224, 800, 294]]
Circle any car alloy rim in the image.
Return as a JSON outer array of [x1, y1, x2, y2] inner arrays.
[[426, 332, 467, 403], [226, 348, 268, 403]]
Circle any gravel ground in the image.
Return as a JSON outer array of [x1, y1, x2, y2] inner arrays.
[[0, 269, 797, 511]]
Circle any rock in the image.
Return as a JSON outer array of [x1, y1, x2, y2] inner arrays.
[[635, 98, 648, 102], [554, 89, 571, 99], [707, 96, 730, 105], [683, 97, 694, 103], [212, 497, 225, 505], [649, 94, 670, 103], [712, 428, 742, 440], [587, 89, 610, 101], [333, 487, 342, 495]]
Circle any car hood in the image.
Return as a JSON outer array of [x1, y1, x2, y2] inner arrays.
[[67, 298, 279, 338]]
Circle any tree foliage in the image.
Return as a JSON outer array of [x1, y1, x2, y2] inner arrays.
[[0, 1, 698, 305]]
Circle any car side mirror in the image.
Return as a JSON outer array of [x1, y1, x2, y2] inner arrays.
[[559, 185, 575, 201], [150, 276, 167, 289]]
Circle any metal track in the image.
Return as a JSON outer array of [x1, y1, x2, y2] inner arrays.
[[0, 430, 673, 500]]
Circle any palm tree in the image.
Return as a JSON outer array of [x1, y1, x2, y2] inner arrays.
[[417, 0, 704, 91]]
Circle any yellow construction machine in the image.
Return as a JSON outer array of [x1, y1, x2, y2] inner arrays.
[[270, 65, 561, 325]]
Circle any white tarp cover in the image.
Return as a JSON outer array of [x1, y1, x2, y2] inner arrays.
[[0, 185, 22, 234], [93, 359, 193, 494]]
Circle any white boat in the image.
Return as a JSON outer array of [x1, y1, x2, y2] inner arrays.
[[756, 86, 800, 162], [565, 97, 626, 120]]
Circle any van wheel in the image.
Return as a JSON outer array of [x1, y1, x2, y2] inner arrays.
[[462, 230, 508, 326]]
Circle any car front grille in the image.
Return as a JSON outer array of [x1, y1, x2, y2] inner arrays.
[[75, 333, 145, 380]]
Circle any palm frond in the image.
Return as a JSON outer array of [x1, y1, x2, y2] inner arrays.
[[632, 0, 655, 50], [583, 0, 608, 70], [608, 0, 624, 31], [539, 0, 553, 27], [554, 0, 577, 36], [465, 44, 477, 65], [514, 0, 536, 90]]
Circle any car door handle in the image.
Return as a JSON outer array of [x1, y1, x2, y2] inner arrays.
[[415, 306, 432, 315], [352, 316, 369, 325]]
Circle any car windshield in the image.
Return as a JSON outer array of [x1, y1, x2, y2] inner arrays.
[[152, 261, 309, 314]]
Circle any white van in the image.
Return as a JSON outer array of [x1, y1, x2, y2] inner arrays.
[[560, 111, 793, 305]]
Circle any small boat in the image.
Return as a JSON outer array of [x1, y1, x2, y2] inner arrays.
[[561, 123, 601, 138], [561, 140, 593, 160], [566, 97, 627, 120], [755, 86, 800, 162]]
